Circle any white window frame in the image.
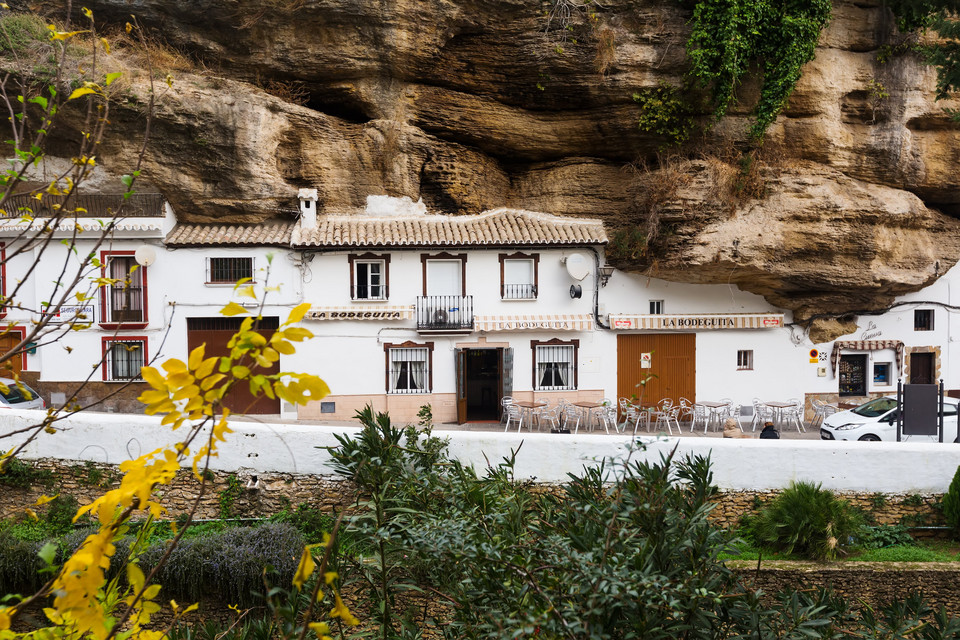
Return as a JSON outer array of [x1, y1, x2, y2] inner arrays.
[[736, 349, 753, 371], [650, 300, 664, 315], [500, 254, 538, 300], [387, 347, 430, 394], [206, 257, 254, 285], [534, 343, 577, 391], [354, 259, 387, 301], [103, 338, 146, 382]]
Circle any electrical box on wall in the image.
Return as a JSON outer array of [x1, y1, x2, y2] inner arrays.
[[817, 367, 826, 377]]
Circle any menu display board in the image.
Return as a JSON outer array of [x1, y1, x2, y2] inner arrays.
[[839, 354, 867, 396]]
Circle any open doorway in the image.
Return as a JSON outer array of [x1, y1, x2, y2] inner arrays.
[[465, 349, 500, 421]]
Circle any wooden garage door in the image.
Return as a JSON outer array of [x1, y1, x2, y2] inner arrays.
[[187, 317, 280, 415], [617, 334, 695, 406]]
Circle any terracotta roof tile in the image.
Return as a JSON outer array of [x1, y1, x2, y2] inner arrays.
[[291, 208, 607, 248], [165, 221, 294, 247], [164, 209, 607, 249]]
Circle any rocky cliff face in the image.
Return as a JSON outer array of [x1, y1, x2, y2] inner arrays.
[[31, 0, 960, 339]]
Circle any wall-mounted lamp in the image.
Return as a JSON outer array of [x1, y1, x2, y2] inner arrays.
[[598, 265, 615, 287]]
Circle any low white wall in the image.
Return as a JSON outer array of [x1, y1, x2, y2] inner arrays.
[[4, 409, 960, 493]]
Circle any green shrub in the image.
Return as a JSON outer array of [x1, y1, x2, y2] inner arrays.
[[269, 503, 332, 544], [942, 465, 960, 538], [747, 481, 865, 560], [859, 524, 915, 550], [0, 457, 54, 488]]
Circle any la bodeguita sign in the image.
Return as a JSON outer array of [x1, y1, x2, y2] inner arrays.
[[306, 307, 413, 321], [609, 313, 784, 331]]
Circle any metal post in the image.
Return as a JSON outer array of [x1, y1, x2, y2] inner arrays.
[[896, 380, 902, 442], [939, 379, 945, 444]]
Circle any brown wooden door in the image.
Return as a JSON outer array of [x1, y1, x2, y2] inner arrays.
[[0, 332, 23, 378], [910, 352, 935, 385], [187, 317, 280, 415], [617, 334, 695, 407]]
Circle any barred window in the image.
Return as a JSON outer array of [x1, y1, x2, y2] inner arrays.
[[737, 349, 754, 370], [534, 344, 576, 391], [914, 309, 934, 331], [104, 255, 145, 324], [388, 347, 430, 394], [103, 339, 146, 381], [207, 257, 254, 284]]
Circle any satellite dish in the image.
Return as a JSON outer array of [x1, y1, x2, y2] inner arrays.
[[564, 253, 589, 281], [134, 245, 156, 267]]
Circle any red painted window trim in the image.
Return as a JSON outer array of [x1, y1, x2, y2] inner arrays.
[[99, 250, 148, 330], [101, 336, 148, 382]]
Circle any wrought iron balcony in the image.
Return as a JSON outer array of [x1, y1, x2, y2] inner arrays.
[[416, 295, 474, 332], [502, 283, 537, 299]]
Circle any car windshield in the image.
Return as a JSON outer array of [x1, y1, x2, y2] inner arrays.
[[851, 397, 898, 418], [1, 382, 37, 404]]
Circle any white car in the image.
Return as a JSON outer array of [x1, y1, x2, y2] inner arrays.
[[0, 377, 45, 410], [820, 396, 959, 442]]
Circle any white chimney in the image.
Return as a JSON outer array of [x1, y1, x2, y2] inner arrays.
[[298, 188, 318, 229]]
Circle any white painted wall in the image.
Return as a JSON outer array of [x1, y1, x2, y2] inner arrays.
[[5, 408, 960, 493], [5, 201, 960, 414]]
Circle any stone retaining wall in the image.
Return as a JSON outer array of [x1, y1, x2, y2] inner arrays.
[[0, 459, 948, 534], [734, 563, 960, 616]]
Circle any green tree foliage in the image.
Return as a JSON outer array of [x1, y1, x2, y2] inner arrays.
[[942, 464, 960, 537], [746, 480, 865, 560], [686, 0, 832, 139], [886, 0, 960, 101]]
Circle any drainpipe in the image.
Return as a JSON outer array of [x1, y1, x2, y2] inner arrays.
[[588, 246, 611, 330]]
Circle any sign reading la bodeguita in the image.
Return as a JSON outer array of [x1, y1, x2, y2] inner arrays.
[[306, 308, 412, 321], [609, 313, 784, 330]]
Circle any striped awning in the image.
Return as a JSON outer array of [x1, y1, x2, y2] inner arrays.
[[830, 340, 904, 376], [474, 314, 594, 332], [608, 313, 784, 331], [305, 306, 414, 321]]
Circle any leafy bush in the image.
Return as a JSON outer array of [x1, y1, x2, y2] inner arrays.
[[0, 457, 54, 488], [942, 464, 960, 538], [859, 524, 915, 550], [747, 481, 865, 560], [269, 503, 332, 544]]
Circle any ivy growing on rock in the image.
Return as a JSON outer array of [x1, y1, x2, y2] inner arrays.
[[685, 0, 832, 139]]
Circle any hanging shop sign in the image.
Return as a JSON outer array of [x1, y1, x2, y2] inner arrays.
[[305, 306, 414, 321], [608, 313, 784, 331]]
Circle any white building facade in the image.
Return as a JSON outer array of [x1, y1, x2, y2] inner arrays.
[[4, 192, 959, 426]]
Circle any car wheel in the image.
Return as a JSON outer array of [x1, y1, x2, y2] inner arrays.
[[858, 434, 881, 442]]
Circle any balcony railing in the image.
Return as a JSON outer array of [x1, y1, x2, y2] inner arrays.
[[0, 193, 165, 218], [416, 295, 473, 332], [502, 283, 537, 300]]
